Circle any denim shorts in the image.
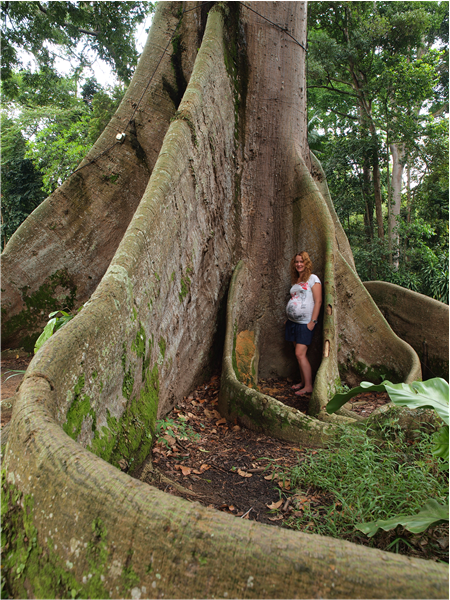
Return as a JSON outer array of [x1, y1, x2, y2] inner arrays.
[[285, 320, 314, 346]]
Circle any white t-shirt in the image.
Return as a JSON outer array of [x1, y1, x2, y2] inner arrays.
[[286, 274, 321, 324]]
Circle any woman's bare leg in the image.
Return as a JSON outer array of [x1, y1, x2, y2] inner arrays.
[[291, 342, 305, 389], [294, 343, 313, 395]]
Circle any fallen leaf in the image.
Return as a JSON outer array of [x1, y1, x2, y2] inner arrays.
[[264, 474, 273, 480], [278, 480, 291, 490], [175, 465, 192, 476], [192, 469, 202, 475], [199, 464, 210, 472], [267, 499, 283, 510], [268, 515, 284, 521], [228, 505, 236, 511], [163, 434, 176, 447], [237, 469, 252, 478], [232, 425, 241, 431], [216, 418, 227, 426]]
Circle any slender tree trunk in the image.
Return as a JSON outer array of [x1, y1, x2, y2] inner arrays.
[[390, 142, 406, 270], [406, 160, 412, 223], [369, 125, 385, 240]]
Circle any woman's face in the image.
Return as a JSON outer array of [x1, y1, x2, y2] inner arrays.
[[294, 255, 304, 274]]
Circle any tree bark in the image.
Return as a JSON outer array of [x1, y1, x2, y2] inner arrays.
[[389, 142, 406, 269], [0, 0, 200, 350], [2, 3, 441, 598]]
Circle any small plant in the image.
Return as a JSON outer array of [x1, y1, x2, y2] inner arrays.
[[2, 369, 26, 382], [34, 307, 84, 354], [327, 378, 449, 459], [326, 378, 449, 538], [155, 414, 200, 446], [282, 422, 448, 552]]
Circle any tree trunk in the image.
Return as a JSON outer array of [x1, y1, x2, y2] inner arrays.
[[3, 3, 442, 598], [389, 142, 406, 269], [371, 130, 385, 240], [0, 1, 201, 351]]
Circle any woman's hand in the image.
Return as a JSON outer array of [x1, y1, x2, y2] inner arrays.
[[307, 321, 315, 331]]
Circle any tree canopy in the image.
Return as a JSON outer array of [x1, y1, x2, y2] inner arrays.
[[1, 1, 154, 248], [307, 0, 449, 302]]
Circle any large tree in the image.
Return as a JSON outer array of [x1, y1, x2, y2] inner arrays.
[[2, 2, 447, 598]]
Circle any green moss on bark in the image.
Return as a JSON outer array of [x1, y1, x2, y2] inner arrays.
[[1, 472, 110, 599], [88, 364, 159, 471], [1, 268, 77, 351], [63, 375, 96, 440]]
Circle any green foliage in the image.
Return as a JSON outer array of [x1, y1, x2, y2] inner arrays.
[[327, 377, 449, 457], [155, 414, 200, 446], [325, 378, 449, 539], [356, 499, 448, 538], [0, 116, 46, 246], [308, 1, 449, 302], [34, 309, 77, 354], [1, 1, 146, 244], [1, 1, 155, 85], [282, 421, 448, 551], [327, 378, 448, 419]]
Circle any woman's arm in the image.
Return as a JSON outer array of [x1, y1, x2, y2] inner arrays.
[[307, 282, 322, 331]]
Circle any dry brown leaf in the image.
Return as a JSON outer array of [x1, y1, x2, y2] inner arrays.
[[268, 515, 284, 522], [278, 480, 291, 490], [228, 505, 236, 511], [264, 474, 273, 480], [192, 469, 202, 475], [232, 425, 241, 431], [237, 469, 252, 478], [175, 465, 192, 476], [216, 418, 227, 426], [199, 464, 211, 472], [267, 499, 283, 510], [163, 434, 176, 447]]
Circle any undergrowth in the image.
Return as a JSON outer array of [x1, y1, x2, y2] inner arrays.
[[282, 420, 449, 560], [155, 415, 200, 446]]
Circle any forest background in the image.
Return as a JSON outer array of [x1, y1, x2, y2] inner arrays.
[[1, 0, 448, 304]]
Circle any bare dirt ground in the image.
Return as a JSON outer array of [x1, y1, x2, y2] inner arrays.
[[1, 349, 30, 429], [135, 374, 392, 530]]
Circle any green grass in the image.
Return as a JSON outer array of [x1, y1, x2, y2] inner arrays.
[[282, 420, 448, 550]]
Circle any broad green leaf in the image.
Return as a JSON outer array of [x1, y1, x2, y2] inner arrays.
[[326, 381, 390, 413], [432, 425, 449, 460], [34, 317, 58, 353], [327, 378, 449, 425], [356, 499, 449, 537], [53, 314, 73, 333], [385, 379, 449, 425]]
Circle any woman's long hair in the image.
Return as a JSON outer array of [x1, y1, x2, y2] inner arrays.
[[290, 252, 313, 284]]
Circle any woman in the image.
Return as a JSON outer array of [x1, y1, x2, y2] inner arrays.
[[285, 252, 322, 396]]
